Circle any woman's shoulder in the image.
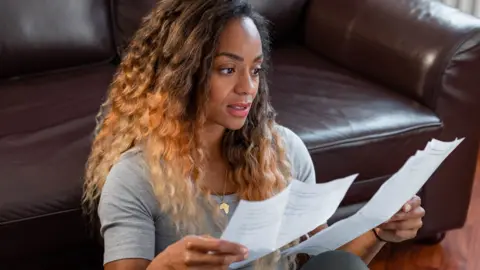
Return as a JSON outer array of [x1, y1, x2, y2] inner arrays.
[[98, 147, 159, 264], [274, 124, 307, 154], [274, 124, 316, 184], [100, 147, 157, 211], [105, 147, 149, 187]]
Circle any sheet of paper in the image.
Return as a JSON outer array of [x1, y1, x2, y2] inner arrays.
[[275, 174, 358, 249], [282, 211, 375, 256], [282, 138, 464, 256], [222, 174, 357, 269], [221, 184, 291, 263]]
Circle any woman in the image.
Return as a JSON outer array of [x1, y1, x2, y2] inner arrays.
[[82, 0, 425, 269]]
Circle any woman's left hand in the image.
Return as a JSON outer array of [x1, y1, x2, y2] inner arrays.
[[375, 195, 426, 243]]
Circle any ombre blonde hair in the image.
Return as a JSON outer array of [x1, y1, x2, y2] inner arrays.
[[82, 0, 299, 268]]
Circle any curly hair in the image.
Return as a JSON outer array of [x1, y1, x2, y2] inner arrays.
[[83, 0, 297, 268]]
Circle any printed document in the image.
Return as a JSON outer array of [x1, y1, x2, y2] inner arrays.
[[282, 137, 464, 256], [221, 174, 358, 268], [219, 138, 463, 267]]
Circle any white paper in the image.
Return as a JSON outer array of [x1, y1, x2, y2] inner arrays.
[[282, 138, 464, 256], [221, 174, 357, 269], [276, 174, 358, 249], [220, 185, 291, 262]]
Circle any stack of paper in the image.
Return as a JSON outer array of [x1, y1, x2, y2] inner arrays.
[[220, 138, 464, 268]]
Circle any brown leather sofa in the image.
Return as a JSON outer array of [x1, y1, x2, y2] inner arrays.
[[1, 0, 479, 269]]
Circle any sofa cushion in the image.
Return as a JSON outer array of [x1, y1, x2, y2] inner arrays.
[[0, 0, 115, 79], [0, 65, 116, 260], [270, 45, 443, 204]]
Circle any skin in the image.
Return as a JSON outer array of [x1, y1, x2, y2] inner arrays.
[[303, 196, 425, 265], [336, 195, 425, 264], [104, 17, 426, 270], [199, 16, 263, 195]]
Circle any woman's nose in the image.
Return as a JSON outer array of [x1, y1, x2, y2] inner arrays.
[[235, 73, 257, 95]]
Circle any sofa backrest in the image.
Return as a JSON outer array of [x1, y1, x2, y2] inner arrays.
[[249, 0, 309, 42], [112, 0, 309, 53], [0, 0, 308, 79], [112, 0, 158, 54], [0, 0, 116, 79]]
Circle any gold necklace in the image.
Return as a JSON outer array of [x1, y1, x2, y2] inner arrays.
[[219, 177, 230, 215]]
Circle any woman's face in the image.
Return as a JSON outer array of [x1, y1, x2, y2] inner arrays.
[[206, 16, 263, 131]]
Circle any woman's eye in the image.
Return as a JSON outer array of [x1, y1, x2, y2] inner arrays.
[[252, 67, 263, 76], [219, 67, 235, 75]]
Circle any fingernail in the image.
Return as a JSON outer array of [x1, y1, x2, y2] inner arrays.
[[404, 204, 412, 212], [241, 247, 248, 254]]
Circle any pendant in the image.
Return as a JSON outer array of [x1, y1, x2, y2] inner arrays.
[[219, 202, 230, 214]]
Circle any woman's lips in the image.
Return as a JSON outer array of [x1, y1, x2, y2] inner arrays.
[[227, 103, 251, 117]]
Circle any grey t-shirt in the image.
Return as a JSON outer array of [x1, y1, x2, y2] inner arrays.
[[98, 125, 316, 268]]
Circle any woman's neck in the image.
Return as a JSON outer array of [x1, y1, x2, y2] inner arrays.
[[198, 123, 236, 194], [200, 122, 225, 161]]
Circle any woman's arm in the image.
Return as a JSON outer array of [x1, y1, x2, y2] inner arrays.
[[307, 196, 424, 264], [340, 196, 425, 264], [303, 224, 384, 264], [104, 259, 150, 270], [337, 229, 385, 264], [283, 127, 425, 265], [97, 154, 158, 269], [103, 236, 249, 270]]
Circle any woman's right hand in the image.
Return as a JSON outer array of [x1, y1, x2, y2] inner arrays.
[[148, 235, 249, 270]]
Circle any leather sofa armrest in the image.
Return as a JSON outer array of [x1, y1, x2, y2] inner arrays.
[[303, 0, 480, 110], [304, 0, 480, 235]]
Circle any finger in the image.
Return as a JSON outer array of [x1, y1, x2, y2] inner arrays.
[[184, 250, 247, 266], [186, 236, 248, 256], [201, 234, 214, 239], [402, 203, 412, 213], [407, 195, 422, 210], [216, 241, 248, 257], [389, 206, 426, 222], [379, 218, 423, 231], [185, 235, 221, 251], [397, 195, 419, 213]]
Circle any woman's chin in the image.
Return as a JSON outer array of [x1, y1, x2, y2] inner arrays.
[[223, 119, 248, 131]]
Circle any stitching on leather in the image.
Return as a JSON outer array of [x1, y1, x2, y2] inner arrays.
[[0, 208, 81, 226], [307, 122, 443, 153]]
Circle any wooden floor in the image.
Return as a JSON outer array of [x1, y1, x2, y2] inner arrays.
[[370, 153, 480, 270]]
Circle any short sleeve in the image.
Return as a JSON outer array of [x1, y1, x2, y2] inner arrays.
[[278, 126, 316, 184], [98, 151, 157, 264]]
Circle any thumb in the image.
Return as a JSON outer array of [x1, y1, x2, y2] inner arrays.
[[403, 203, 412, 213]]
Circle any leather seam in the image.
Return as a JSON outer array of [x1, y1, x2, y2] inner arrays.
[[0, 208, 81, 226], [307, 122, 443, 153], [1, 61, 116, 84]]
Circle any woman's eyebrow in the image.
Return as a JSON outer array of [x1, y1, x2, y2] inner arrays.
[[215, 52, 263, 62]]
